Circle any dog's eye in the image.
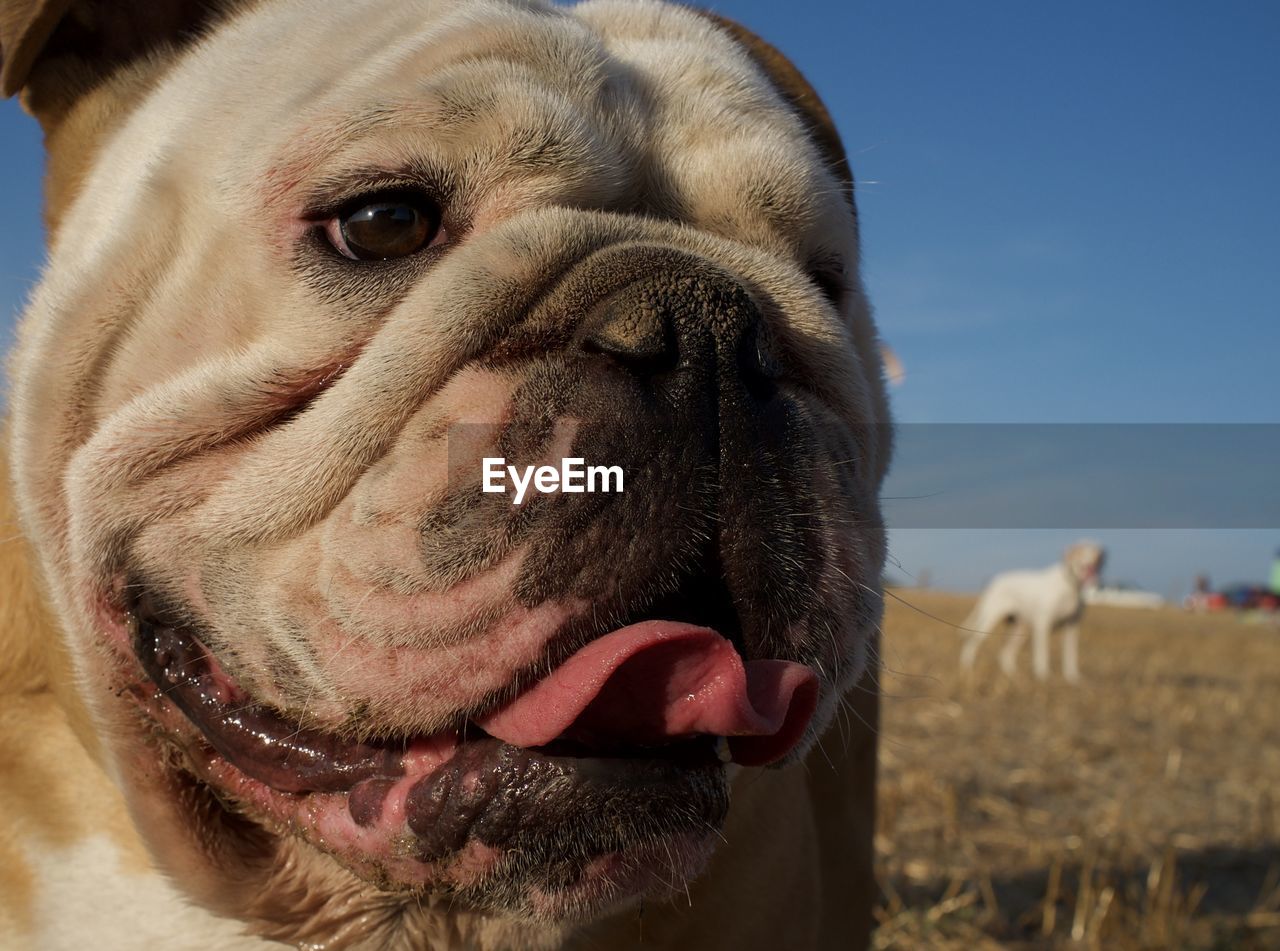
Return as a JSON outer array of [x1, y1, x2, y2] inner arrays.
[[326, 194, 444, 261]]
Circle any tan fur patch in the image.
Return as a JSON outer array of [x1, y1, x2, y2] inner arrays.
[[0, 454, 154, 936]]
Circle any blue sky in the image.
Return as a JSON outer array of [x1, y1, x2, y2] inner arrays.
[[2, 1, 1277, 594]]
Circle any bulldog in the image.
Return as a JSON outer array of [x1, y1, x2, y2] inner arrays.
[[0, 1, 892, 948]]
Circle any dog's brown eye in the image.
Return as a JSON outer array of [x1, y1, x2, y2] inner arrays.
[[329, 195, 443, 261]]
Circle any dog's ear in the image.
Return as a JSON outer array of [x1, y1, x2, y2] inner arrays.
[[880, 345, 905, 386], [0, 0, 229, 127], [698, 12, 853, 206], [0, 0, 68, 99]]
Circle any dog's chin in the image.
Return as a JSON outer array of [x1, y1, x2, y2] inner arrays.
[[449, 827, 722, 923], [113, 603, 732, 922]]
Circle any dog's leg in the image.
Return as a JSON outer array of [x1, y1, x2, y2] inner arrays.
[[1030, 617, 1053, 680], [997, 618, 1027, 676], [1061, 623, 1081, 683], [959, 630, 987, 670]]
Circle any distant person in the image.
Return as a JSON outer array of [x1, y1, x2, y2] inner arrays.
[[959, 541, 1105, 683], [1185, 574, 1212, 612]]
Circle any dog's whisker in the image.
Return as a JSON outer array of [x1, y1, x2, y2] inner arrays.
[[879, 585, 989, 637]]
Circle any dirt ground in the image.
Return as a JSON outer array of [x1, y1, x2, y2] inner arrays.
[[873, 589, 1280, 950]]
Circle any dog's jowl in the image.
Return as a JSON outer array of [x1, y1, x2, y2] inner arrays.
[[0, 1, 891, 948]]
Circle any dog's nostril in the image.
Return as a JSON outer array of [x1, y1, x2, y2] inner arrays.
[[737, 319, 783, 399], [748, 321, 783, 380], [581, 294, 671, 367]]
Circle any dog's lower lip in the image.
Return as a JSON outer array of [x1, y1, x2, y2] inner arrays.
[[136, 617, 412, 793], [133, 613, 724, 795]]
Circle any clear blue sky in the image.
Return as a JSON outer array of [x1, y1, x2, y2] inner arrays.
[[2, 0, 1277, 594]]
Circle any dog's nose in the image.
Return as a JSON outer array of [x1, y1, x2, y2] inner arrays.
[[578, 261, 778, 391], [581, 293, 670, 366]]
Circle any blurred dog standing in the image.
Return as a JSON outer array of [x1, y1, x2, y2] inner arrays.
[[959, 542, 1105, 682]]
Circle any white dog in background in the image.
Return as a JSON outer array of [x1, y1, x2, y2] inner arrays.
[[959, 542, 1106, 683]]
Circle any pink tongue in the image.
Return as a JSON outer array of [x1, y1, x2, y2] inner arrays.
[[475, 621, 819, 766]]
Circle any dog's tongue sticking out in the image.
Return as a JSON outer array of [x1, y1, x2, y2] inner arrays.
[[476, 621, 819, 766]]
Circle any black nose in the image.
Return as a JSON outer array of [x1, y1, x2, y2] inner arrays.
[[578, 257, 780, 392]]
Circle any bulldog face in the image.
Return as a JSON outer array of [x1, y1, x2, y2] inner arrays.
[[6, 0, 890, 939]]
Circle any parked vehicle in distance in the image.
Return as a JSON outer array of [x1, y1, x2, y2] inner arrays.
[[1216, 584, 1280, 612]]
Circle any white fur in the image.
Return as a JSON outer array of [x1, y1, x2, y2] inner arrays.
[[12, 835, 268, 950]]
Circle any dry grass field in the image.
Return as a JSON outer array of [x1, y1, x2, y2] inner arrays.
[[873, 589, 1280, 950]]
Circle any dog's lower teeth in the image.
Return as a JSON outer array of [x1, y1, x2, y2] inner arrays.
[[714, 736, 732, 763]]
